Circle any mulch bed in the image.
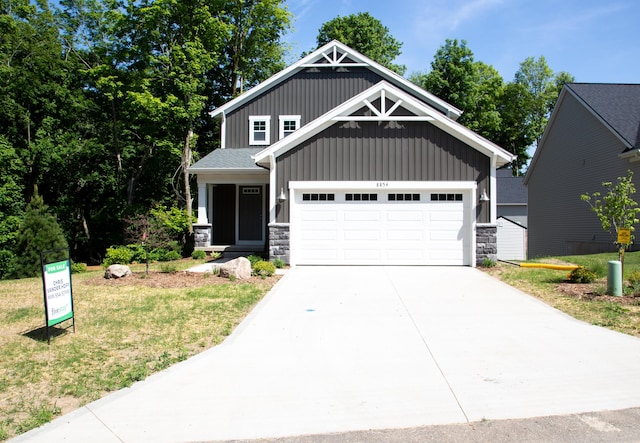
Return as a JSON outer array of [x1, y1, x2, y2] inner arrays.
[[83, 271, 281, 288], [555, 281, 640, 305]]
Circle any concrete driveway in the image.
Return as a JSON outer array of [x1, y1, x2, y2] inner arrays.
[[12, 266, 640, 442]]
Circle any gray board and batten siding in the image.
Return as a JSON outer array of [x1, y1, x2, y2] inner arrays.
[[527, 90, 640, 258], [225, 67, 383, 148], [274, 120, 491, 224]]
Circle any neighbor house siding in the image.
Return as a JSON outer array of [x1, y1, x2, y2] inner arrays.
[[226, 68, 384, 148], [275, 120, 490, 223], [528, 92, 640, 257]]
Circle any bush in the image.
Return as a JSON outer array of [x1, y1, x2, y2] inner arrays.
[[627, 271, 640, 294], [103, 246, 134, 266], [253, 260, 275, 277], [0, 250, 15, 280], [481, 257, 496, 268], [161, 250, 181, 261], [159, 262, 177, 273], [191, 250, 206, 260], [126, 243, 147, 263], [272, 258, 285, 269], [568, 267, 597, 283], [70, 262, 87, 274], [247, 254, 263, 268]]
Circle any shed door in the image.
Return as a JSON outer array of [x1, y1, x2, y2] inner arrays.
[[291, 189, 469, 265]]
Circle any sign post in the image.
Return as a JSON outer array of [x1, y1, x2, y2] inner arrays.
[[41, 249, 75, 344]]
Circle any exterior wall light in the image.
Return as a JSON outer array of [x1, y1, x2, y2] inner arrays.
[[277, 187, 287, 203], [479, 189, 490, 202]]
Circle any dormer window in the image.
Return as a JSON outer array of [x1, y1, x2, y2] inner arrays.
[[249, 116, 270, 145], [279, 115, 301, 139]]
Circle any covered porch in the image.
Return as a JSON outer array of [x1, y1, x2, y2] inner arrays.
[[190, 148, 270, 255]]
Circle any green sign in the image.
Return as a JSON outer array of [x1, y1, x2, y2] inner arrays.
[[43, 259, 73, 327]]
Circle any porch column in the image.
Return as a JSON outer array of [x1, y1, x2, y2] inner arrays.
[[197, 182, 208, 224]]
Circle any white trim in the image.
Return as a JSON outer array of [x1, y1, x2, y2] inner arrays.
[[268, 154, 277, 224], [278, 115, 301, 140], [197, 182, 208, 224], [220, 113, 227, 149], [249, 115, 271, 146]]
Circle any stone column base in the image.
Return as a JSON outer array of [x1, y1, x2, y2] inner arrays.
[[476, 224, 497, 265], [269, 223, 290, 264], [193, 224, 212, 248]]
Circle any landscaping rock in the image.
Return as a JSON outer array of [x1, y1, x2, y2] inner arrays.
[[104, 264, 132, 279], [219, 257, 252, 280]]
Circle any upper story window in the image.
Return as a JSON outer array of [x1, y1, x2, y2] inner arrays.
[[279, 115, 301, 139], [249, 116, 271, 145]]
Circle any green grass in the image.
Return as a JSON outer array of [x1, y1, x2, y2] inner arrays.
[[0, 264, 277, 441], [486, 251, 640, 337]]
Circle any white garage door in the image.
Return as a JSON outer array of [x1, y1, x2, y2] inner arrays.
[[291, 188, 471, 265]]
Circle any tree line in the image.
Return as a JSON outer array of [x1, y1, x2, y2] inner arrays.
[[0, 5, 572, 277]]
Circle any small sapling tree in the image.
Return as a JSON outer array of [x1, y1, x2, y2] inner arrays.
[[581, 170, 640, 270]]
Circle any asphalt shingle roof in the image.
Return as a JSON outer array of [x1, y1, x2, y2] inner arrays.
[[190, 148, 264, 170], [497, 167, 527, 204], [567, 83, 640, 151]]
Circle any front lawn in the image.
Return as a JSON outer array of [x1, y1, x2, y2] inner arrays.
[[0, 264, 279, 441]]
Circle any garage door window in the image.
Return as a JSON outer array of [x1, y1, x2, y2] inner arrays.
[[388, 193, 421, 201], [302, 193, 335, 201], [346, 193, 378, 201], [430, 193, 463, 201]]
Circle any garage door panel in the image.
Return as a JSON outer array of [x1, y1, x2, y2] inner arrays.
[[344, 248, 381, 260], [386, 211, 423, 222], [344, 230, 380, 240], [343, 211, 380, 222], [387, 230, 423, 241], [302, 211, 337, 222], [302, 230, 338, 241]]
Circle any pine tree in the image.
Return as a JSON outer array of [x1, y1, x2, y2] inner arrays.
[[10, 191, 68, 279]]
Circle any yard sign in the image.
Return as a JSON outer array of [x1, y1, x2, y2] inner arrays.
[[41, 249, 75, 344]]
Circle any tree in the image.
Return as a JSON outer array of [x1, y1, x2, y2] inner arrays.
[[581, 170, 640, 269], [10, 190, 68, 279], [315, 12, 405, 75], [411, 39, 503, 140]]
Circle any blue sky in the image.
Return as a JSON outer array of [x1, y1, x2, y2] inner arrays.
[[282, 0, 639, 84]]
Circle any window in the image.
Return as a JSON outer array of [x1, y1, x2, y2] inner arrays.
[[302, 193, 335, 201], [279, 115, 301, 139], [388, 193, 421, 201], [249, 116, 271, 145], [430, 193, 463, 201], [346, 193, 378, 201]]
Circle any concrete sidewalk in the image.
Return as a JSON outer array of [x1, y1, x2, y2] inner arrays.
[[11, 267, 640, 442]]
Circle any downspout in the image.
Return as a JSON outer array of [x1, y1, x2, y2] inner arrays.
[[490, 155, 497, 224]]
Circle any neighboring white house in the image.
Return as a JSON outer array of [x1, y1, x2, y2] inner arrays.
[[497, 216, 527, 260]]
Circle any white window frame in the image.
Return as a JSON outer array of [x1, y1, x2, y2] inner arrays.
[[278, 115, 301, 140], [249, 116, 271, 146]]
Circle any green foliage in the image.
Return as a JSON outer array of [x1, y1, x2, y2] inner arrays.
[[10, 192, 68, 279], [272, 258, 285, 269], [150, 205, 195, 238], [316, 12, 405, 74], [103, 246, 134, 265], [191, 250, 206, 260], [159, 262, 178, 273], [70, 262, 87, 274], [0, 250, 16, 280], [627, 271, 640, 294], [568, 267, 597, 283], [481, 257, 497, 268], [253, 260, 275, 277], [247, 254, 263, 268], [581, 171, 640, 240], [161, 250, 181, 262]]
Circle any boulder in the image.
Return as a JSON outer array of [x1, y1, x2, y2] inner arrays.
[[219, 257, 252, 280], [104, 264, 132, 279]]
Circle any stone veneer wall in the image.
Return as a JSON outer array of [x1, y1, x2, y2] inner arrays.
[[476, 224, 497, 265], [269, 223, 290, 263], [193, 224, 211, 248]]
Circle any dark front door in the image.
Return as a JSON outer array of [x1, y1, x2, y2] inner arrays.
[[238, 186, 263, 241], [212, 184, 236, 245]]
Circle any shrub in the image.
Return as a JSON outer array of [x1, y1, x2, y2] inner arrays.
[[627, 271, 640, 294], [70, 262, 87, 274], [126, 243, 147, 263], [247, 254, 263, 268], [159, 262, 177, 273], [210, 252, 222, 260], [253, 260, 275, 277], [103, 246, 134, 266], [568, 267, 597, 283], [191, 250, 206, 260], [481, 257, 496, 268], [0, 249, 15, 280], [162, 250, 181, 262], [272, 258, 285, 269]]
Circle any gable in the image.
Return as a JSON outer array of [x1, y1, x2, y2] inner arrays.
[[211, 40, 463, 122]]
